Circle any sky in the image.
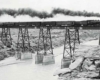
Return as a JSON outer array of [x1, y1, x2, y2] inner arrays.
[[0, 0, 100, 13], [0, 0, 100, 22]]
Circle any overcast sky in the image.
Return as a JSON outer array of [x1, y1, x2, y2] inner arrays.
[[0, 0, 100, 13], [0, 0, 100, 22]]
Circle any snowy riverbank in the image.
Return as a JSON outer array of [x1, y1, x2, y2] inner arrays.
[[0, 39, 99, 80]]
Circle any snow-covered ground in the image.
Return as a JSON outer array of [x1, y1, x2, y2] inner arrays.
[[0, 39, 99, 80], [81, 40, 99, 46], [0, 46, 64, 80]]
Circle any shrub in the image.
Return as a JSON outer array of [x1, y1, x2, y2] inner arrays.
[[0, 55, 4, 60]]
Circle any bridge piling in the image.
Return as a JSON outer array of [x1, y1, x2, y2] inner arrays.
[[16, 27, 32, 60], [61, 27, 80, 68], [35, 27, 55, 65], [75, 28, 80, 44], [99, 34, 100, 45], [35, 27, 44, 64], [1, 28, 12, 47]]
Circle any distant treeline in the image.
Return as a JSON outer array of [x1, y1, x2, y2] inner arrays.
[[0, 8, 100, 18]]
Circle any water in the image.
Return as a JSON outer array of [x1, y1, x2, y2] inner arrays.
[[0, 46, 63, 80], [0, 40, 98, 80]]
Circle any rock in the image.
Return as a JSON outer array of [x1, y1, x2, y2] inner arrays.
[[69, 56, 85, 70], [96, 63, 100, 68], [84, 64, 96, 71], [0, 55, 4, 60], [53, 68, 71, 76]]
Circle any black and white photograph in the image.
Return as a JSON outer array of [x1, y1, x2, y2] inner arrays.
[[0, 0, 100, 80]]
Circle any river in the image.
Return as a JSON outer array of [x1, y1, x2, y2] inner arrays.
[[0, 40, 99, 80]]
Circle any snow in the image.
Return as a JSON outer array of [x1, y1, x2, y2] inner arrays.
[[81, 40, 99, 46], [0, 39, 99, 80], [0, 46, 63, 80]]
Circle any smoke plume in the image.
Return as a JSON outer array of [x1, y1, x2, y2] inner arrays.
[[0, 8, 53, 18], [0, 8, 100, 19], [52, 8, 100, 17]]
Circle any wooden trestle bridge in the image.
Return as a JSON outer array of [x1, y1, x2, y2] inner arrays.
[[0, 20, 100, 65]]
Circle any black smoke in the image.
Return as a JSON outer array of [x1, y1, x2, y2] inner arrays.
[[15, 8, 53, 18], [52, 8, 100, 17], [0, 8, 53, 18], [0, 8, 100, 18], [0, 9, 17, 16]]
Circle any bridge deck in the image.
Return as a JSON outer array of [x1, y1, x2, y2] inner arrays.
[[0, 20, 100, 29]]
